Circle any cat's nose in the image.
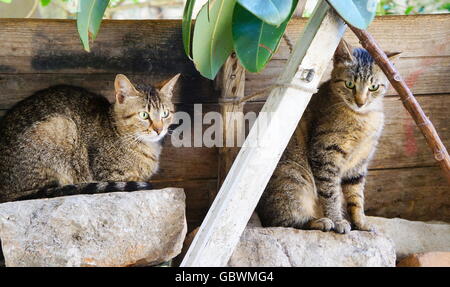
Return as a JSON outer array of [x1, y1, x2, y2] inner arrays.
[[152, 123, 164, 135], [154, 127, 163, 135], [356, 102, 364, 107]]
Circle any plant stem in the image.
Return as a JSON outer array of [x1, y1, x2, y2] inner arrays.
[[25, 0, 39, 18]]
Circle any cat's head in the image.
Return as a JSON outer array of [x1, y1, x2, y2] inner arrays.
[[112, 74, 180, 143], [330, 40, 400, 112]]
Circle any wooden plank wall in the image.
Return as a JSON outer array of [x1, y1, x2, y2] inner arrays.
[[0, 15, 448, 229]]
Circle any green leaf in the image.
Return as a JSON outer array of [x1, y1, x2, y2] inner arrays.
[[404, 5, 414, 15], [182, 0, 196, 59], [41, 0, 51, 6], [192, 0, 236, 80], [232, 0, 297, 73], [77, 0, 110, 52], [328, 0, 377, 29], [0, 0, 12, 3], [236, 0, 293, 26]]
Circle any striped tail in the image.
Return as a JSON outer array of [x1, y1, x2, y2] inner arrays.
[[16, 181, 153, 201]]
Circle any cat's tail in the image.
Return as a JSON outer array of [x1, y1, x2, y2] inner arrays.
[[15, 181, 153, 201]]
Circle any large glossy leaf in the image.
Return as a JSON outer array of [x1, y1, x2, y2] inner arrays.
[[232, 0, 297, 73], [328, 0, 377, 29], [41, 0, 51, 6], [77, 0, 109, 52], [182, 0, 196, 59], [237, 0, 293, 26], [192, 0, 236, 79]]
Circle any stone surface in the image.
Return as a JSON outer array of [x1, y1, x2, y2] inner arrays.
[[366, 216, 450, 260], [174, 226, 199, 266], [228, 227, 396, 267], [173, 216, 450, 267], [397, 252, 450, 267], [0, 188, 187, 267]]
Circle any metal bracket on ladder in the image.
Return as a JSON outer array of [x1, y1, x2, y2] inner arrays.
[[181, 0, 347, 267]]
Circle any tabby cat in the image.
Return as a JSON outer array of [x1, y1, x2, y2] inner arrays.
[[0, 74, 180, 203], [257, 41, 400, 234]]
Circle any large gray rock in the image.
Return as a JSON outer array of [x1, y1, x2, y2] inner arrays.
[[0, 188, 187, 267], [228, 227, 396, 267], [367, 216, 450, 260]]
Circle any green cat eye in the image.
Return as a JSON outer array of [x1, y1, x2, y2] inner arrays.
[[161, 110, 170, 118], [139, 111, 149, 120], [345, 81, 355, 89], [369, 84, 380, 91]]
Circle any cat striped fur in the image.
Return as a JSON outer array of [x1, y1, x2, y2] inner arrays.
[[15, 181, 153, 201], [0, 74, 180, 203], [257, 40, 400, 234]]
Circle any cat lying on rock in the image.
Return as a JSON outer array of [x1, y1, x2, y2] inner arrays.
[[0, 74, 180, 203]]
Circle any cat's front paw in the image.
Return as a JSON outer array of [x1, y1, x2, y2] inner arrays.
[[334, 219, 351, 234], [308, 217, 335, 232], [353, 219, 376, 232]]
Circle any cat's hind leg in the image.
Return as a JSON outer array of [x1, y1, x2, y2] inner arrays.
[[2, 116, 91, 201], [257, 161, 320, 229]]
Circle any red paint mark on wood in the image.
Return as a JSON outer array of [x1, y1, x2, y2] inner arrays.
[[401, 54, 440, 156], [404, 57, 437, 89], [403, 111, 418, 156]]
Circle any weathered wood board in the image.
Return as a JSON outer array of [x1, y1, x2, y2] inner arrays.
[[0, 15, 449, 228], [365, 166, 450, 222], [246, 56, 450, 98]]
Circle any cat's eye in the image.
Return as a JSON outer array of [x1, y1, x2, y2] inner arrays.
[[345, 81, 355, 89], [369, 84, 380, 91], [161, 110, 170, 118], [139, 111, 149, 120]]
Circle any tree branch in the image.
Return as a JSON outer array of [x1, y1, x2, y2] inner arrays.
[[349, 25, 450, 184]]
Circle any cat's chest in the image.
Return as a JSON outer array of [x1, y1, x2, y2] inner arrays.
[[359, 111, 384, 139], [344, 112, 384, 169], [128, 143, 161, 176]]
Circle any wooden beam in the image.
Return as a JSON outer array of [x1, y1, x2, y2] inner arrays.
[[180, 0, 347, 267], [215, 54, 246, 199]]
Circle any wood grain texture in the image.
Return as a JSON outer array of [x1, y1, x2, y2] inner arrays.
[[216, 55, 246, 199], [0, 19, 216, 105], [0, 15, 448, 105], [0, 73, 216, 106], [365, 166, 450, 222], [276, 15, 450, 60], [245, 56, 450, 98], [1, 15, 446, 73]]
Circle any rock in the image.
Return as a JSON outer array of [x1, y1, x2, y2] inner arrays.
[[0, 188, 187, 267], [366, 216, 450, 260], [397, 252, 450, 267], [174, 226, 200, 266], [228, 227, 396, 267]]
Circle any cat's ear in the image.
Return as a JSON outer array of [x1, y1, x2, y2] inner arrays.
[[114, 74, 138, 104], [155, 74, 181, 98], [386, 51, 402, 63], [334, 39, 354, 64]]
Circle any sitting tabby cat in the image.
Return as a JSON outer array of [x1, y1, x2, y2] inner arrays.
[[257, 41, 400, 234], [0, 74, 180, 203]]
